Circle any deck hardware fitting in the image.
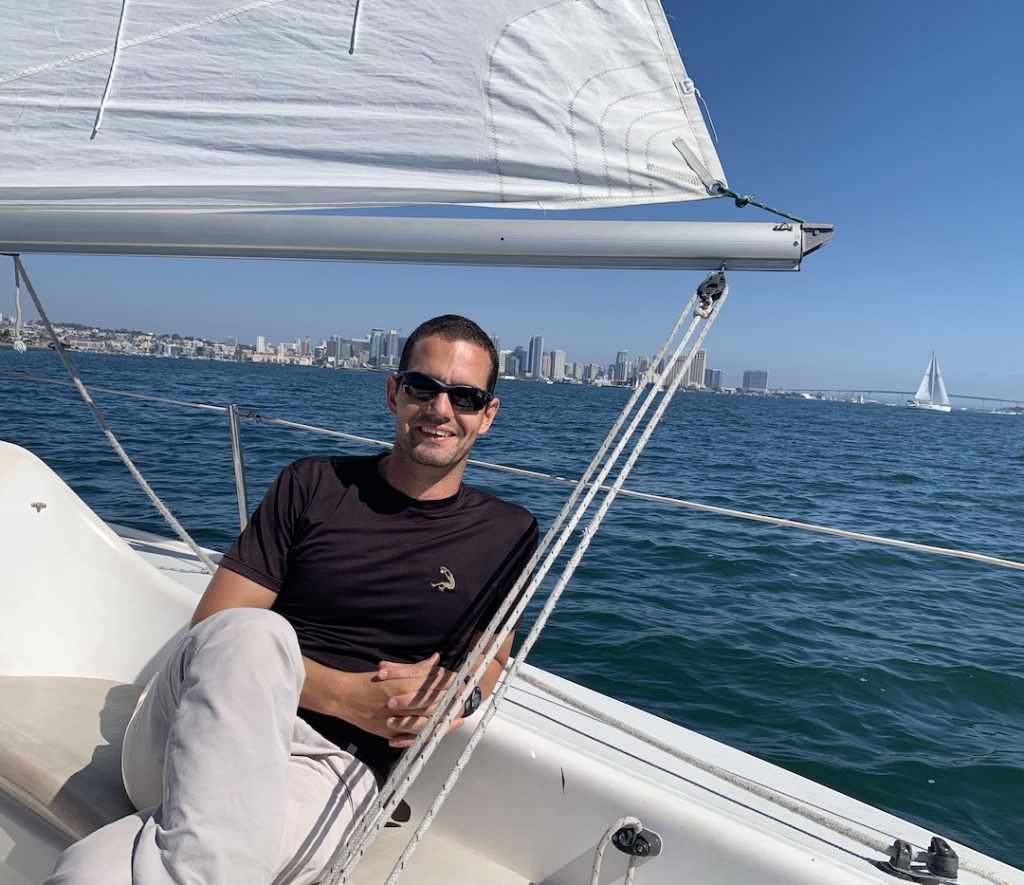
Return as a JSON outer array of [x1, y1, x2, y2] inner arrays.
[[612, 825, 662, 858], [879, 836, 958, 882]]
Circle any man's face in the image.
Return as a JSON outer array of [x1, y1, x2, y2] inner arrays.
[[386, 335, 499, 473]]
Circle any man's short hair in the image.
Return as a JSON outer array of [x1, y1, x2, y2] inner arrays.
[[399, 315, 499, 393]]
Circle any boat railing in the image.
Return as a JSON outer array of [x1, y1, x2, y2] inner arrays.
[[2, 366, 1023, 573]]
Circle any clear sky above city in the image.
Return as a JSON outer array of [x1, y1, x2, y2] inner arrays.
[[11, 1, 1024, 398]]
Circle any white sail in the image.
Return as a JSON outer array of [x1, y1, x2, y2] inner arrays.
[[914, 355, 937, 403], [0, 0, 724, 210], [931, 358, 950, 407]]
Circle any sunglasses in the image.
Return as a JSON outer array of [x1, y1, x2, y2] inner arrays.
[[395, 371, 493, 413]]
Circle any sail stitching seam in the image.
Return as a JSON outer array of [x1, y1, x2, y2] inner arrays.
[[0, 0, 290, 87], [642, 124, 700, 186], [598, 85, 674, 195], [567, 58, 659, 197], [623, 106, 697, 192], [485, 0, 579, 201]]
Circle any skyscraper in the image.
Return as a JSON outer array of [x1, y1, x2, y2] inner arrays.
[[614, 350, 630, 383], [528, 336, 543, 379], [742, 369, 769, 391], [686, 349, 706, 387], [704, 368, 723, 389], [549, 348, 566, 381], [369, 328, 385, 366], [255, 335, 266, 354]]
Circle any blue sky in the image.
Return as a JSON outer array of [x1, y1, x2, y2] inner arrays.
[[11, 1, 1024, 398]]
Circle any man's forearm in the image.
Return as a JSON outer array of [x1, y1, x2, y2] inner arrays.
[[300, 656, 377, 729]]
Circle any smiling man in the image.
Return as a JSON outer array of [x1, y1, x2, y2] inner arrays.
[[47, 315, 538, 885]]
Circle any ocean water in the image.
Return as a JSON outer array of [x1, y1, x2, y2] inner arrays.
[[2, 348, 1023, 868]]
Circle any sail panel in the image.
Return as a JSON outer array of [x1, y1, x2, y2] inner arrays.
[[914, 360, 933, 403], [0, 0, 724, 209], [932, 360, 950, 407]]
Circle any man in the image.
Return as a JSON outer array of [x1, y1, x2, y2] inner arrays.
[[47, 314, 538, 885]]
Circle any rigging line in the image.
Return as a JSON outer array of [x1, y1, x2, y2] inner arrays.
[[92, 0, 131, 139], [517, 672, 1015, 885], [4, 369, 1019, 571], [591, 818, 642, 885], [711, 183, 806, 224], [10, 257, 218, 574], [10, 260, 26, 353], [374, 287, 731, 885], [328, 287, 708, 882], [348, 0, 363, 54]]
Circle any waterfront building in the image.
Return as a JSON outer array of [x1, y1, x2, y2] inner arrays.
[[704, 368, 723, 389], [369, 328, 385, 366], [550, 348, 566, 381], [614, 350, 630, 383], [255, 335, 266, 354], [513, 345, 528, 377], [541, 352, 551, 379], [528, 335, 543, 379], [743, 369, 769, 391], [686, 349, 706, 388]]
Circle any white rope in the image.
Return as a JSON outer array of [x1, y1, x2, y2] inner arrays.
[[341, 285, 729, 885], [91, 0, 131, 138], [326, 285, 713, 883], [11, 257, 218, 574], [10, 261, 26, 353], [590, 817, 641, 885], [517, 671, 1015, 885]]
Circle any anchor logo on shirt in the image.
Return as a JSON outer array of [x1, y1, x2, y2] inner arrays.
[[430, 566, 456, 592]]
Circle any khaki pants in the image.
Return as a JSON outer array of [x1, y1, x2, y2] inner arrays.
[[46, 608, 378, 885]]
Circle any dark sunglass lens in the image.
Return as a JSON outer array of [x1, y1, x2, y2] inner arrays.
[[401, 373, 441, 400], [449, 391, 477, 411]]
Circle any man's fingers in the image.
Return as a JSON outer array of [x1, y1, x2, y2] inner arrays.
[[387, 716, 465, 747], [377, 652, 441, 679]]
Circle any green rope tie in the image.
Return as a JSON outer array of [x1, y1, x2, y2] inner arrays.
[[712, 183, 805, 224]]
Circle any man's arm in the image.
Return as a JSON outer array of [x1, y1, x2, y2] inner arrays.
[[191, 567, 460, 743], [191, 566, 276, 626]]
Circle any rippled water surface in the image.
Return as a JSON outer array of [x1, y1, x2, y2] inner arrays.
[[2, 349, 1022, 867]]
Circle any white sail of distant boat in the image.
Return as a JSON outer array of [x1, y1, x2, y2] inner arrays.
[[907, 352, 952, 412]]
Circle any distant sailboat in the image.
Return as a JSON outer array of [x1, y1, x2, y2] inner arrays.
[[907, 352, 952, 412]]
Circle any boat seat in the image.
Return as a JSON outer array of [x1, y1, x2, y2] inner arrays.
[[0, 675, 528, 884], [0, 675, 141, 842]]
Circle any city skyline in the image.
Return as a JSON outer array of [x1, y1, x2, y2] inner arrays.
[[4, 3, 1024, 398]]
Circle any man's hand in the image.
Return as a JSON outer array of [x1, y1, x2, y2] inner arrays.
[[376, 653, 466, 747], [302, 653, 464, 748]]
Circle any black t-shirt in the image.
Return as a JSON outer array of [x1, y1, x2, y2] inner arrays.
[[220, 453, 538, 782]]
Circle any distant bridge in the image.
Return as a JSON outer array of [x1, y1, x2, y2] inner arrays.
[[786, 389, 1024, 408]]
